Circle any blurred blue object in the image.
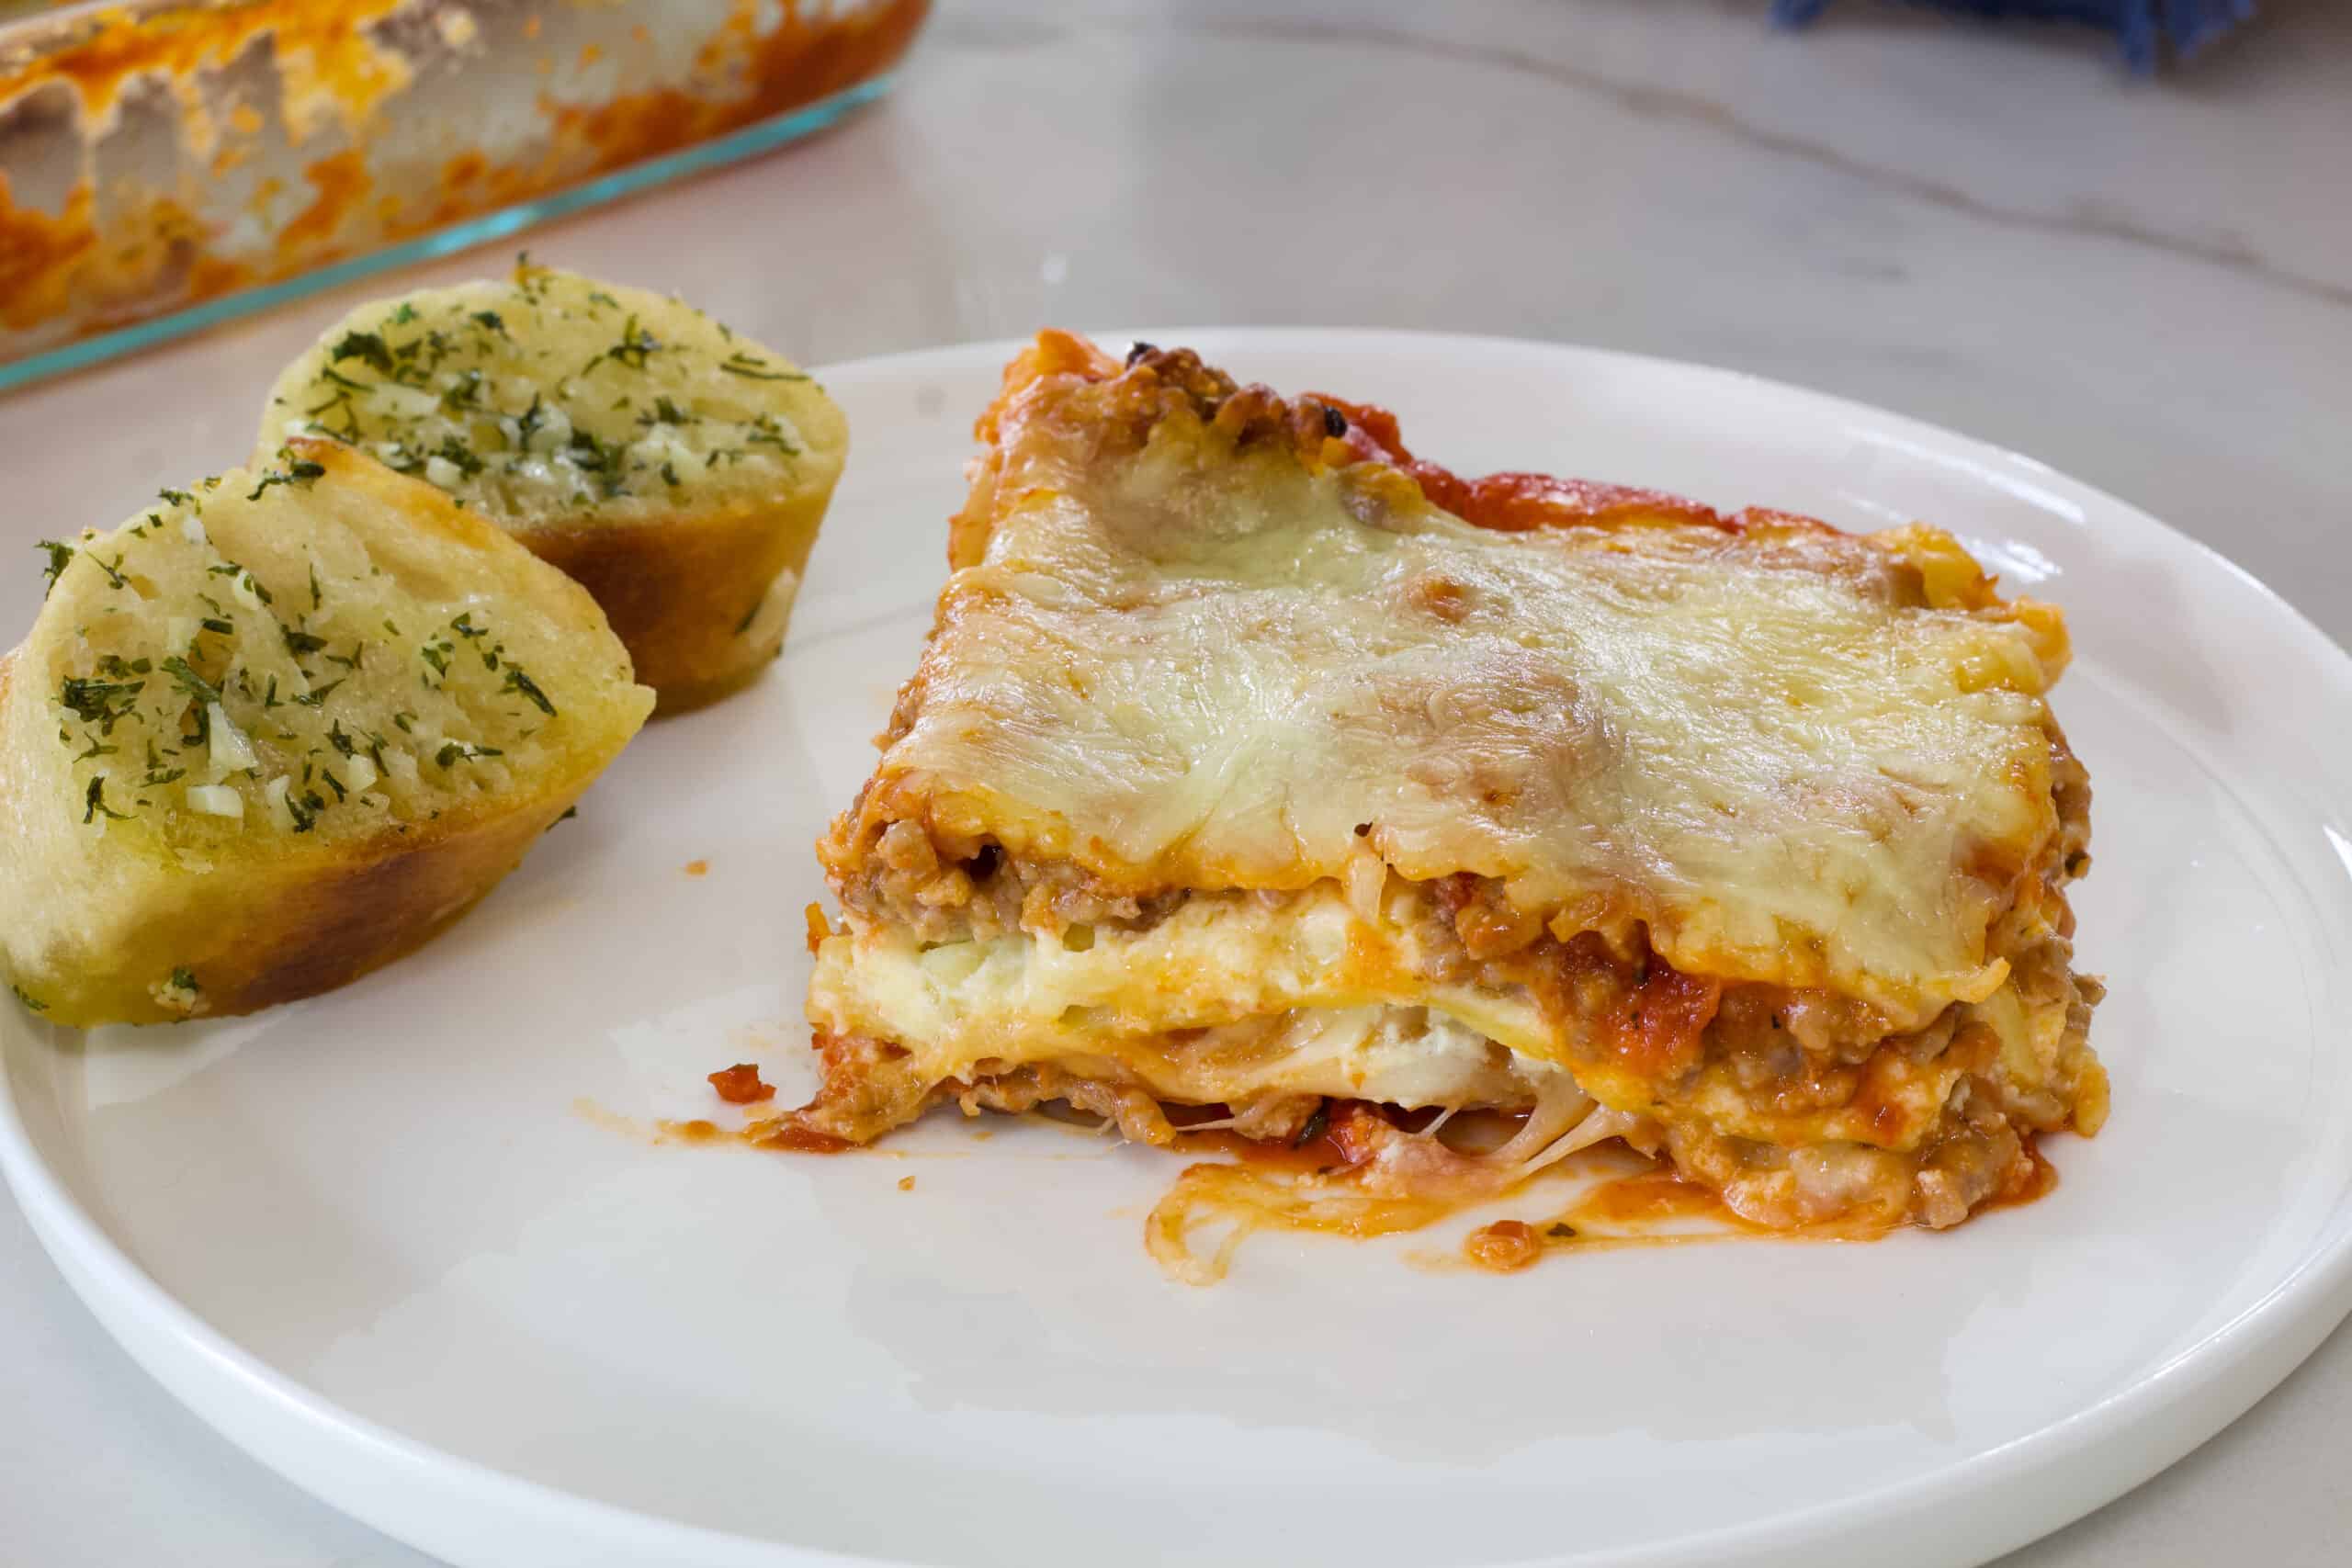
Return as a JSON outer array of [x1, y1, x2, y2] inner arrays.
[[1771, 0, 2256, 69]]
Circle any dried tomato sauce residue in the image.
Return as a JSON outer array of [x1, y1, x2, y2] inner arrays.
[[0, 0, 415, 131], [275, 148, 372, 263], [0, 0, 930, 351], [665, 1061, 854, 1152], [537, 0, 929, 176], [706, 1063, 775, 1104], [655, 1109, 852, 1153]]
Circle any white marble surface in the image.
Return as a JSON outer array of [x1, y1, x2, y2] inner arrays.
[[4, 1, 2350, 1563]]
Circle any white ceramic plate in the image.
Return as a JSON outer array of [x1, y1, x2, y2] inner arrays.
[[7, 331, 2352, 1568]]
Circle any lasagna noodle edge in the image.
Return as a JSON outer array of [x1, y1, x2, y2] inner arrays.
[[804, 874, 2098, 1159]]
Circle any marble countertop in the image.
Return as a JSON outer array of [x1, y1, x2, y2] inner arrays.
[[5, 2, 2349, 1563]]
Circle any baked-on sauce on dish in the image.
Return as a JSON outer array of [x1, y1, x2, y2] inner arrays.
[[0, 0, 930, 359]]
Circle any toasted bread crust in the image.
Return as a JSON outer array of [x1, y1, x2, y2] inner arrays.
[[514, 483, 830, 713], [0, 442, 652, 1027], [254, 266, 846, 710], [2, 736, 597, 1027]]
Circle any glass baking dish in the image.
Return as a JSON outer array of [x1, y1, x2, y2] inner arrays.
[[0, 0, 928, 390]]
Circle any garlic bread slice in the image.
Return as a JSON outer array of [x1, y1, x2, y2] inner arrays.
[[256, 262, 848, 711], [1, 439, 654, 1027]]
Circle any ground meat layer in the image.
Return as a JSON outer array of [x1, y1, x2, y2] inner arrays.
[[795, 740, 2103, 1235]]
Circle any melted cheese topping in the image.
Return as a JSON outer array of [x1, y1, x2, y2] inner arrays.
[[863, 391, 2071, 1014]]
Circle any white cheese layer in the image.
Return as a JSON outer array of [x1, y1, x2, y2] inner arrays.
[[812, 911, 1566, 1114], [810, 885, 1555, 1079]]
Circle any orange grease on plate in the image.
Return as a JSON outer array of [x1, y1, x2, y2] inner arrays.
[[1454, 1148, 2041, 1274]]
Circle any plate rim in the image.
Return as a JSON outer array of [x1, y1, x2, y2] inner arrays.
[[7, 325, 2352, 1568]]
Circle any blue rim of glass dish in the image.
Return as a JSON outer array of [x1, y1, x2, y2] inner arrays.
[[0, 73, 895, 398]]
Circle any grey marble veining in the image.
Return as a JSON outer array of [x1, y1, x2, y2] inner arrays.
[[3, 2, 2347, 1564]]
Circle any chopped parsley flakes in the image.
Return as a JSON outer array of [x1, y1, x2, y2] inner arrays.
[[207, 561, 273, 605], [284, 787, 325, 832], [61, 676, 144, 732], [35, 540, 74, 598], [161, 656, 222, 707], [502, 667, 555, 716], [718, 351, 806, 381], [431, 436, 485, 479], [246, 459, 325, 501], [329, 330, 397, 375], [83, 775, 130, 824], [603, 316, 659, 371], [285, 270, 818, 520]]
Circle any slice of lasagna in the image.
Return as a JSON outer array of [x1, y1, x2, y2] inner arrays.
[[788, 331, 2106, 1272]]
